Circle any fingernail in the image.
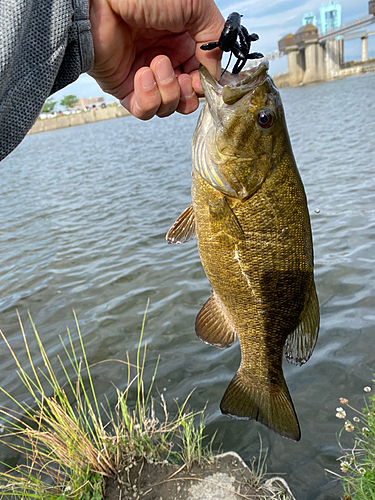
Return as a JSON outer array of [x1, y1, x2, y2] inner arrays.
[[141, 69, 156, 90], [191, 72, 203, 94], [156, 58, 174, 84], [179, 77, 195, 102]]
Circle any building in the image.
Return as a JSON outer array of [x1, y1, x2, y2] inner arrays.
[[278, 33, 295, 53], [293, 23, 319, 44], [370, 0, 375, 15], [319, 1, 342, 35], [72, 97, 104, 109]]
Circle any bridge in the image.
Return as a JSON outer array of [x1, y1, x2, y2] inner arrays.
[[275, 1, 375, 87]]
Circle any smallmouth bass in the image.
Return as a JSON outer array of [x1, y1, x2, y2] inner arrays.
[[167, 61, 319, 441]]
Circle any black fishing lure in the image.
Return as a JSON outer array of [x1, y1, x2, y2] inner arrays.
[[201, 12, 264, 75]]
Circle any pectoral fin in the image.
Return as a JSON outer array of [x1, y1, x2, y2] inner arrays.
[[195, 292, 236, 348], [209, 197, 245, 242], [284, 283, 320, 366], [166, 203, 195, 244]]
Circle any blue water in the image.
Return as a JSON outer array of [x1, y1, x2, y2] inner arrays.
[[1, 71, 375, 499]]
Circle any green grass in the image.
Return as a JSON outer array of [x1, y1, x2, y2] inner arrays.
[[331, 381, 375, 499], [0, 306, 215, 499]]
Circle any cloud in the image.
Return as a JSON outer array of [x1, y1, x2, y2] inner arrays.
[[216, 0, 371, 58], [218, 0, 369, 23]]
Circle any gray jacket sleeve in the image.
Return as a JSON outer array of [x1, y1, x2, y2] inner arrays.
[[0, 0, 94, 161]]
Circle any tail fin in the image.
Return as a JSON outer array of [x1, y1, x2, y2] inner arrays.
[[220, 370, 301, 441]]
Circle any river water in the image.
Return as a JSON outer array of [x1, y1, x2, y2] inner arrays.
[[1, 71, 375, 499]]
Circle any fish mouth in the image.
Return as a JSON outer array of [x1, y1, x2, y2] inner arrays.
[[200, 60, 270, 105], [194, 60, 273, 199]]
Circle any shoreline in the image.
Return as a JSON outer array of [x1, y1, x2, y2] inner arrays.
[[28, 105, 131, 135], [28, 61, 375, 135]]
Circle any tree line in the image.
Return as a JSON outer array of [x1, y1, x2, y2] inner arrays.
[[42, 95, 78, 112]]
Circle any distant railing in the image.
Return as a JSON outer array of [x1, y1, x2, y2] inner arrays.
[[319, 15, 375, 42]]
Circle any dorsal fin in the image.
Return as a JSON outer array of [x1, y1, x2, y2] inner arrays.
[[166, 204, 195, 244], [284, 283, 320, 366], [195, 292, 236, 348]]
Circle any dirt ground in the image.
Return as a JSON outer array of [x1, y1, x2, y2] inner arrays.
[[103, 452, 295, 500]]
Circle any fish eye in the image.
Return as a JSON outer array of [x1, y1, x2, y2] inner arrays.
[[257, 109, 275, 129]]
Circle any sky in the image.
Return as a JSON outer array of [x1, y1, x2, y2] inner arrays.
[[52, 0, 373, 104]]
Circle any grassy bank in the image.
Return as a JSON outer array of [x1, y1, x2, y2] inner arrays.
[[0, 308, 288, 500], [0, 307, 215, 499]]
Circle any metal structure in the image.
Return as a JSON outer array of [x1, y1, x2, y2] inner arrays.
[[319, 14, 375, 42], [275, 1, 375, 86], [319, 1, 342, 35], [341, 27, 375, 42], [302, 13, 317, 27]]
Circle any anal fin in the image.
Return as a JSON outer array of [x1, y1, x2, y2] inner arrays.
[[285, 283, 320, 366], [220, 369, 301, 441], [195, 292, 236, 348], [166, 203, 195, 244]]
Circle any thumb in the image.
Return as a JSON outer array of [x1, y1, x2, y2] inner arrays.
[[188, 3, 224, 81]]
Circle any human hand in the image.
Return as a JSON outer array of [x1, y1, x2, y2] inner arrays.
[[88, 0, 224, 120]]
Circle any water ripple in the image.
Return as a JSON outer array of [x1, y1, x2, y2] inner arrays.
[[1, 72, 375, 499]]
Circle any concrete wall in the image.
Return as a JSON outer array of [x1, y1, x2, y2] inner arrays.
[[324, 39, 343, 80], [286, 45, 305, 86], [272, 72, 291, 88], [339, 59, 375, 77], [362, 36, 369, 62], [29, 106, 130, 135], [303, 39, 324, 84], [273, 54, 375, 88], [276, 36, 375, 89]]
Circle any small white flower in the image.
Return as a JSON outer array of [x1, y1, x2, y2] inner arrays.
[[362, 427, 370, 434], [340, 461, 350, 473], [64, 485, 72, 493], [339, 398, 348, 405], [364, 386, 371, 393], [336, 407, 346, 419], [353, 416, 360, 422], [358, 467, 366, 474], [344, 421, 354, 432]]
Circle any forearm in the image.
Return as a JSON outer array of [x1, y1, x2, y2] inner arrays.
[[0, 0, 94, 161]]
